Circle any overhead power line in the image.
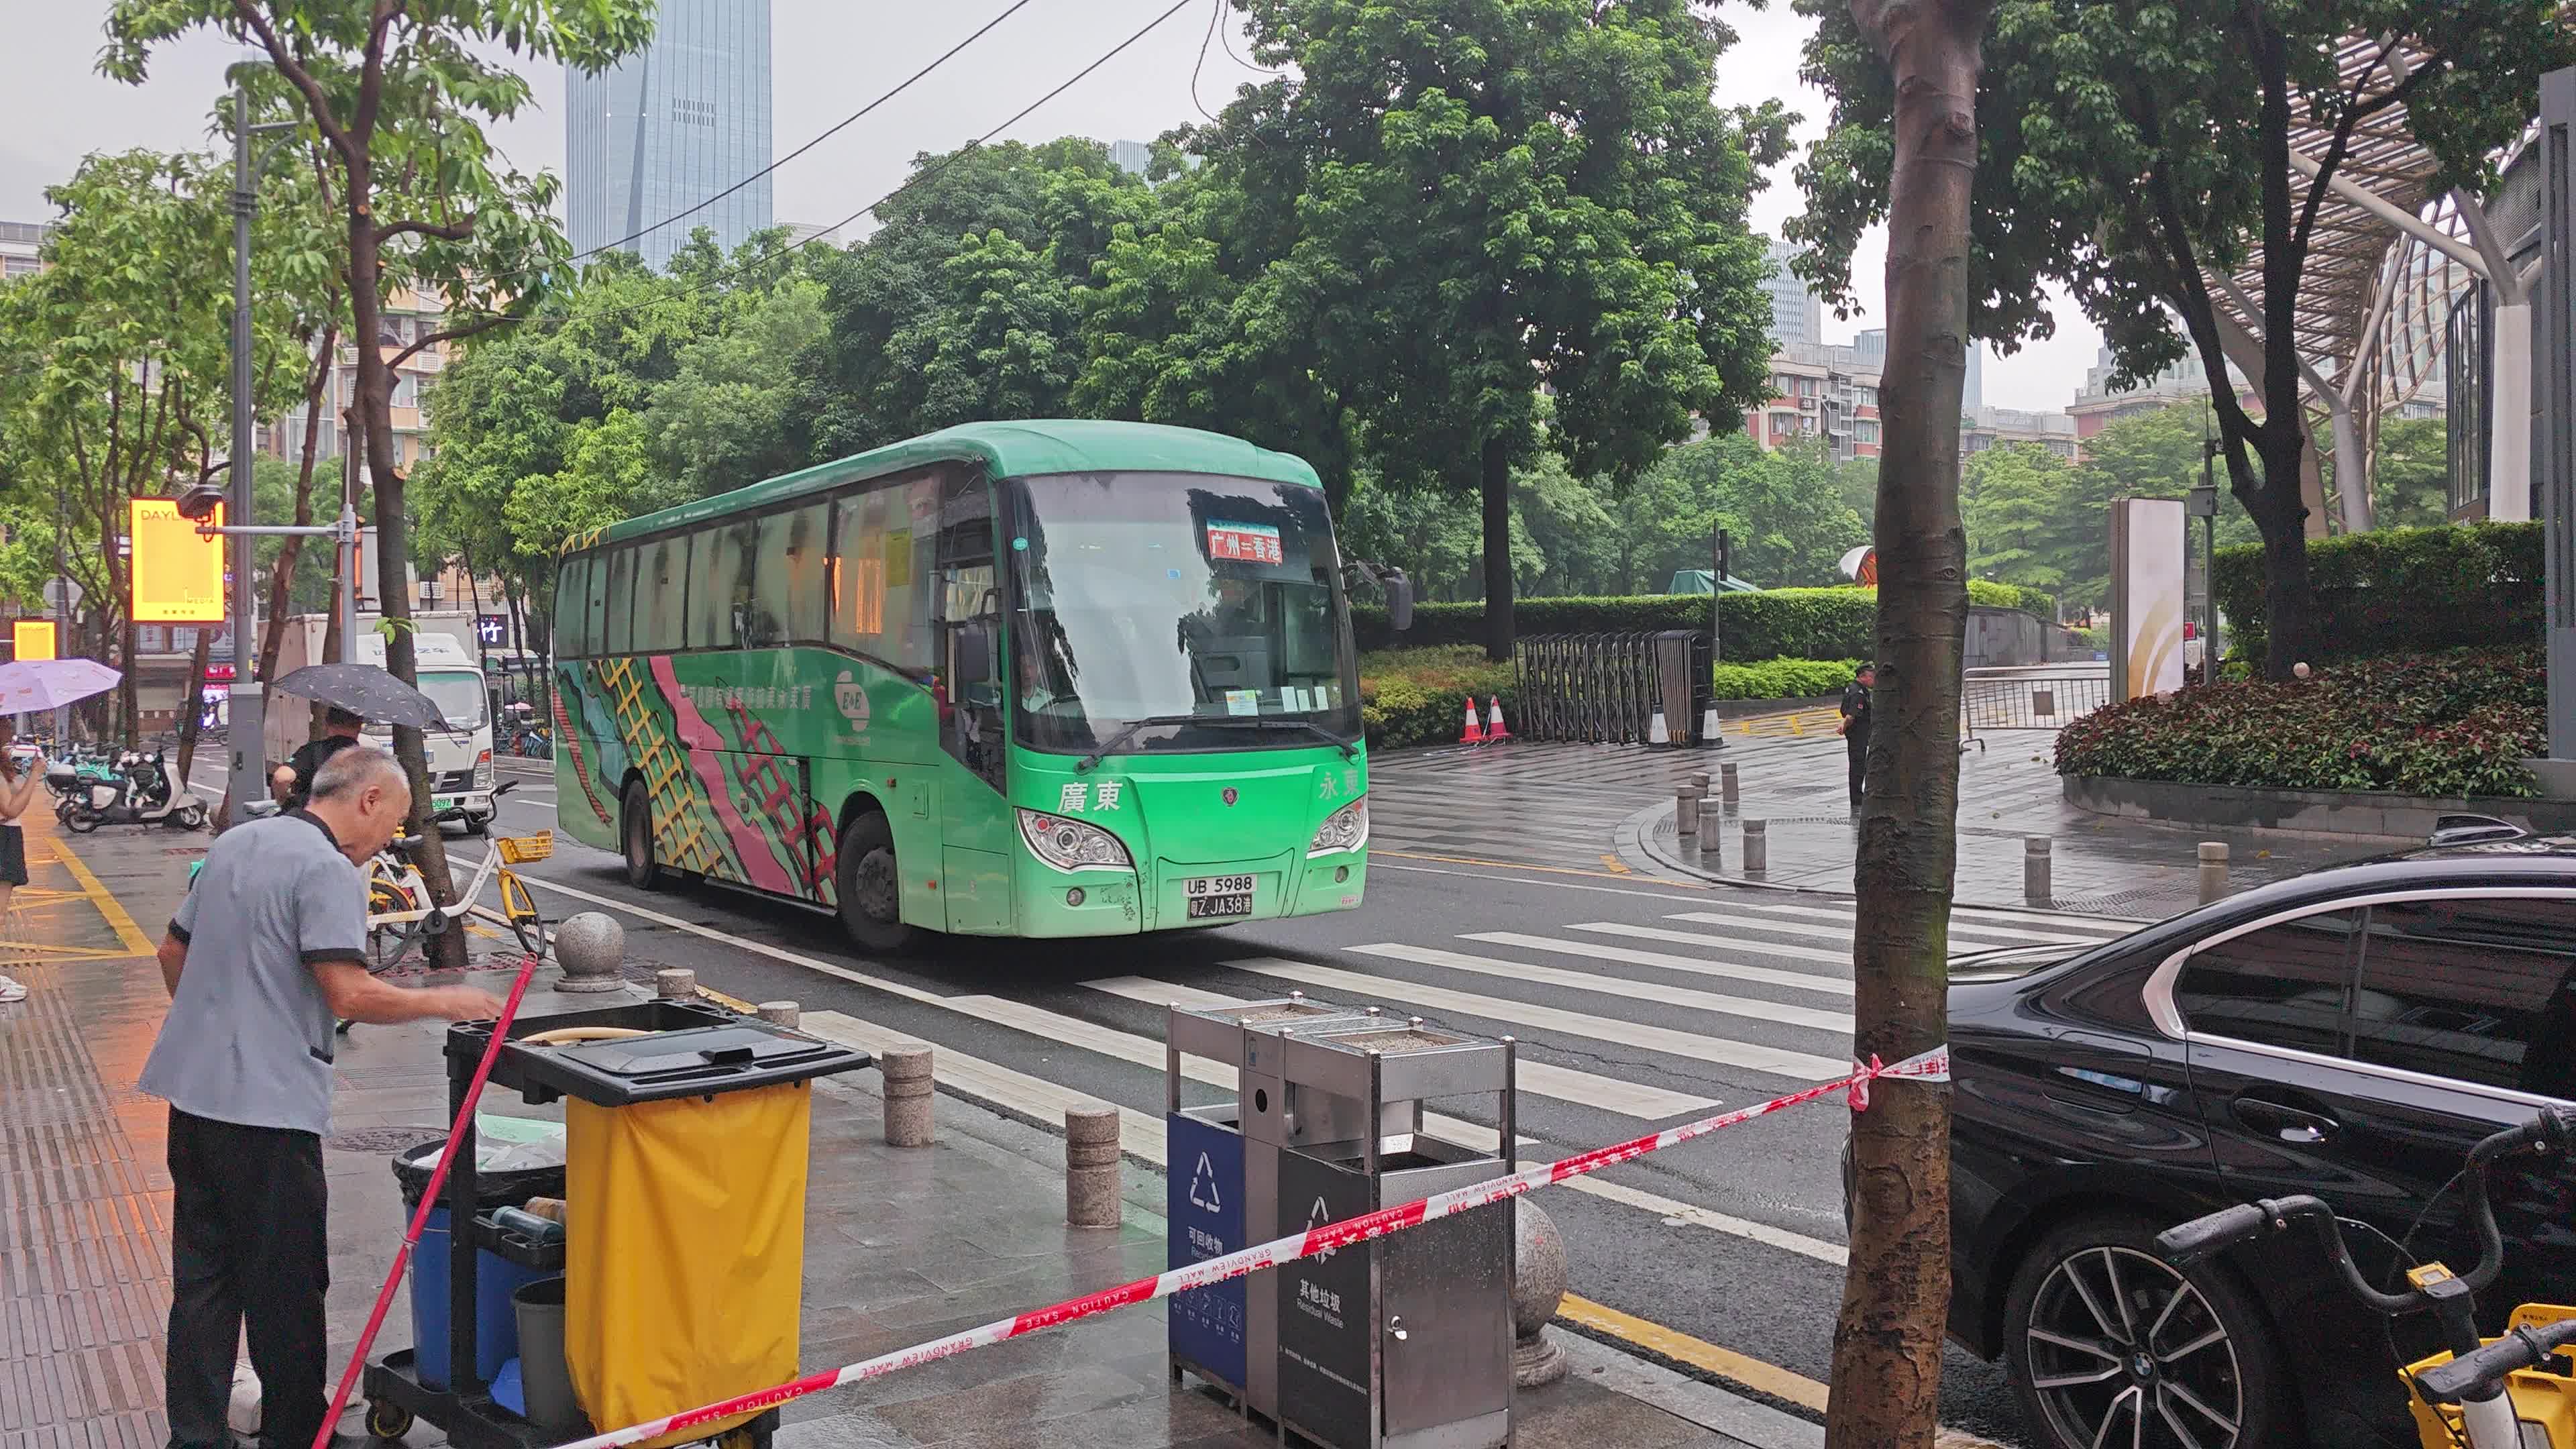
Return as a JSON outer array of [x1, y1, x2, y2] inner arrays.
[[574, 0, 1037, 260], [515, 0, 1201, 333]]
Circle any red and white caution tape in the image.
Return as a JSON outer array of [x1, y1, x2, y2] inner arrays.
[[542, 1044, 1949, 1449]]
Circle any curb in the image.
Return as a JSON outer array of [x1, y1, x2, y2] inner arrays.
[[1623, 799, 2150, 926]]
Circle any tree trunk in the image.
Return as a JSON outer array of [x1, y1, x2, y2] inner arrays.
[[1827, 2, 1991, 1446], [347, 225, 469, 973], [2251, 432, 2322, 676], [119, 618, 140, 749], [175, 627, 213, 785], [1479, 436, 1513, 662], [259, 326, 337, 686]]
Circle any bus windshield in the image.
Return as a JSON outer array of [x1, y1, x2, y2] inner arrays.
[[1005, 471, 1360, 756]]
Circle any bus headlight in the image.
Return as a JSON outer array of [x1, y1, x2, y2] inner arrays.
[[1017, 809, 1134, 873], [474, 749, 494, 791], [1307, 797, 1368, 857]]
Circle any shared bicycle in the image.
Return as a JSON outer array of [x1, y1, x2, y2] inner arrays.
[[2160, 1107, 2576, 1449], [364, 817, 551, 971]]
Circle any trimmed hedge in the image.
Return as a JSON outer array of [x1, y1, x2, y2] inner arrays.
[[1357, 647, 1518, 749], [2054, 648, 2542, 798], [1711, 658, 1860, 700], [1352, 580, 2054, 660], [2212, 521, 2540, 663]]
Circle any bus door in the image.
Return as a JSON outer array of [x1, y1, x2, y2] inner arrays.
[[935, 469, 1012, 931]]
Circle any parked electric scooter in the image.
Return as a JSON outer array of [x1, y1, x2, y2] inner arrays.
[[62, 748, 207, 833]]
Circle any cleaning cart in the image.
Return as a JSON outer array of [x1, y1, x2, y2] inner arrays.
[[360, 997, 871, 1448]]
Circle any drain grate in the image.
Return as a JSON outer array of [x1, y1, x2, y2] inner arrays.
[[2041, 886, 2194, 915]]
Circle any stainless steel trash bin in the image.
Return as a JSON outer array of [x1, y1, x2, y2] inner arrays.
[[1275, 1023, 1517, 1449]]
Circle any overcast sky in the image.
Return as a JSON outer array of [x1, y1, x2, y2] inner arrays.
[[4, 1, 2104, 413]]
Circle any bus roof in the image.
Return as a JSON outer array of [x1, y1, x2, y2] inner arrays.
[[585, 419, 1324, 549]]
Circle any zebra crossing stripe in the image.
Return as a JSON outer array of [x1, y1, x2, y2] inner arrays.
[[1356, 942, 1852, 1034], [1077, 976, 1718, 1120], [1644, 906, 2098, 953], [1240, 955, 1847, 1081], [1704, 900, 2129, 945], [1517, 924, 1860, 985], [1463, 932, 1856, 1008]]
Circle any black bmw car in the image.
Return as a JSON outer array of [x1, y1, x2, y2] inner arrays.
[[1929, 830, 2576, 1449]]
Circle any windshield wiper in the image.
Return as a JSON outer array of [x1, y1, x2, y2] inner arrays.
[[1075, 713, 1203, 773], [1212, 716, 1358, 760]]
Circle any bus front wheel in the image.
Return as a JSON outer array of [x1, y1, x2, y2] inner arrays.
[[835, 812, 914, 955], [621, 781, 665, 890]]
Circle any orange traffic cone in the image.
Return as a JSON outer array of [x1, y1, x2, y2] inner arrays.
[[1485, 696, 1512, 742], [1460, 696, 1487, 745]]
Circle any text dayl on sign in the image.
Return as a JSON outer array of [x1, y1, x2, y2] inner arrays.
[[131, 498, 227, 623]]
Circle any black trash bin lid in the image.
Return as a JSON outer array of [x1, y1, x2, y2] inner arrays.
[[513, 1021, 869, 1106]]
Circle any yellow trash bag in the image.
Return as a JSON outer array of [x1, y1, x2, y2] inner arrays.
[[563, 1080, 810, 1447]]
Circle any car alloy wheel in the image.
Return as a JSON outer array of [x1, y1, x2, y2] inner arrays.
[[2023, 1244, 2243, 1449]]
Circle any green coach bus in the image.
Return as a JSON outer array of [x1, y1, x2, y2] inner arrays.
[[550, 419, 1409, 951]]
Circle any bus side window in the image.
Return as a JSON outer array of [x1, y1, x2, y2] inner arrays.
[[602, 546, 637, 655], [555, 556, 590, 658], [936, 471, 1003, 790]]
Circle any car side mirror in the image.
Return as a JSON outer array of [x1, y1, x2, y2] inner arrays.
[[2428, 813, 2527, 847]]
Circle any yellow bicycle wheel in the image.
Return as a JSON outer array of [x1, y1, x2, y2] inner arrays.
[[498, 870, 547, 959]]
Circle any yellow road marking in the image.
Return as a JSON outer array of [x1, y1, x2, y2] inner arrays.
[[698, 983, 757, 1013], [0, 942, 152, 962], [1377, 851, 1709, 890], [1557, 1293, 1830, 1413], [52, 839, 156, 955], [1597, 853, 1631, 875]]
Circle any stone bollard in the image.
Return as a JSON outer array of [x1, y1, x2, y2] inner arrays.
[[1674, 786, 1699, 837], [1065, 1103, 1122, 1228], [552, 912, 626, 994], [1719, 760, 1739, 809], [654, 967, 696, 1000], [2024, 837, 2052, 905], [757, 1001, 801, 1029], [880, 1043, 935, 1147], [1695, 795, 1723, 847], [1513, 1199, 1570, 1387], [1741, 818, 1768, 874], [1687, 771, 1710, 799], [2198, 842, 2231, 905]]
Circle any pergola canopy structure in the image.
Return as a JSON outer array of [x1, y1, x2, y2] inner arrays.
[[2203, 34, 2532, 537]]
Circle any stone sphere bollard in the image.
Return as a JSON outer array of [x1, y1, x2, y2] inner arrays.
[[552, 912, 626, 993], [1512, 1199, 1570, 1387]]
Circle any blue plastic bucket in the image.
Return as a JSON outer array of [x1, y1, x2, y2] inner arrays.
[[409, 1206, 547, 1389]]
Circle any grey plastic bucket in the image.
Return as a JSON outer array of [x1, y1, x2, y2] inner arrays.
[[512, 1276, 580, 1431]]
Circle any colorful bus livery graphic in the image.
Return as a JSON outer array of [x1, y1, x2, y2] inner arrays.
[[555, 420, 1375, 952]]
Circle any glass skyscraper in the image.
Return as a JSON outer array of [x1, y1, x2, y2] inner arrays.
[[566, 0, 774, 272]]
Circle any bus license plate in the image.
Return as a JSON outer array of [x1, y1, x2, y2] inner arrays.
[[1183, 874, 1255, 919]]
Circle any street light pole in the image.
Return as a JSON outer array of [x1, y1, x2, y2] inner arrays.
[[223, 89, 301, 817]]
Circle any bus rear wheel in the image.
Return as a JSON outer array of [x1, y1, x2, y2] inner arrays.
[[621, 780, 665, 890], [835, 812, 913, 955]]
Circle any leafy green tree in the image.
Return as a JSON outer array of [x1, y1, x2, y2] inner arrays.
[[1962, 443, 2079, 595], [1206, 0, 1788, 659], [2370, 417, 2450, 530], [107, 0, 656, 964], [1792, 0, 2576, 678], [648, 270, 830, 498]]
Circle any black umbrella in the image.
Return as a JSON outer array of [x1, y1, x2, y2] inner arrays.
[[270, 663, 451, 731]]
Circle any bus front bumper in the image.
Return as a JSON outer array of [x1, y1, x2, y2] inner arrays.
[[1010, 851, 1368, 938]]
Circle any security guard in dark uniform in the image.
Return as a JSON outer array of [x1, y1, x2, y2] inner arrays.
[[1837, 663, 1876, 813]]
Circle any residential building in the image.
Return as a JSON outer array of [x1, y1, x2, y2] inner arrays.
[[1109, 139, 1153, 178], [256, 290, 452, 474], [566, 0, 773, 272], [2067, 344, 2256, 441], [0, 221, 46, 279], [1762, 238, 1824, 348], [1743, 340, 1882, 462], [1852, 327, 1981, 411], [1963, 405, 2078, 460]]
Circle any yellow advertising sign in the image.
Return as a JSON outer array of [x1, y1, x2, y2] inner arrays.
[[11, 620, 54, 661], [130, 498, 226, 623]]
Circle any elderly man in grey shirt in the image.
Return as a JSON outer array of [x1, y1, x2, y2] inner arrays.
[[142, 747, 501, 1449]]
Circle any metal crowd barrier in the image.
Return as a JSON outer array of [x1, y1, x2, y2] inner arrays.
[[1959, 669, 2112, 733], [1511, 631, 1707, 744]]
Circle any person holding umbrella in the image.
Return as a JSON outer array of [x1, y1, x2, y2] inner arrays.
[[272, 706, 366, 810], [0, 718, 49, 1003]]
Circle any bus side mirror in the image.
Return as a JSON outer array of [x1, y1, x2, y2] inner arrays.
[[1385, 574, 1413, 634]]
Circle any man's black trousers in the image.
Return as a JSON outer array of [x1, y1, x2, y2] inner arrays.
[[1847, 729, 1870, 811], [166, 1108, 329, 1449]]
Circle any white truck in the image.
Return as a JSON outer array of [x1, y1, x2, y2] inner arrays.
[[264, 615, 500, 833]]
